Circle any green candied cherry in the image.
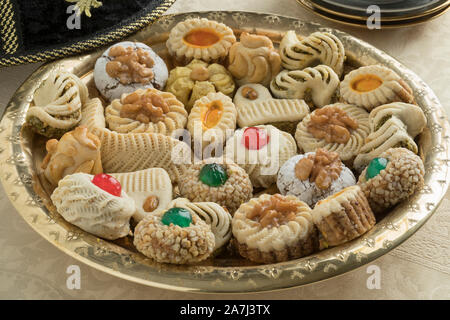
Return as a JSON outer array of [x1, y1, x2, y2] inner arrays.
[[161, 207, 192, 228], [365, 157, 388, 180], [199, 163, 228, 187]]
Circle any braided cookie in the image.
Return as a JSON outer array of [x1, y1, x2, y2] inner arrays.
[[105, 88, 188, 136], [280, 30, 345, 76], [270, 65, 340, 108], [340, 65, 415, 111], [295, 103, 370, 161], [26, 70, 88, 138]]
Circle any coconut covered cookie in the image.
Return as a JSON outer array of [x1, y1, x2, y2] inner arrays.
[[357, 148, 425, 214], [277, 148, 356, 207], [133, 206, 215, 264], [232, 194, 319, 263], [94, 41, 168, 101]]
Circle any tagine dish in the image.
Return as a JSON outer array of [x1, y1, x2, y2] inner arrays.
[[0, 12, 448, 293]]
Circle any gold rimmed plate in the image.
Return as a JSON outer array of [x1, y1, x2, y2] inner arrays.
[[0, 11, 449, 293]]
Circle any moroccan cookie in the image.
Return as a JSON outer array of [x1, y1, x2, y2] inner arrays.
[[79, 98, 106, 132]]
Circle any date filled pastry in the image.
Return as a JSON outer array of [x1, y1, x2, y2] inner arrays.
[[51, 173, 135, 240], [353, 102, 426, 171], [357, 148, 425, 214], [340, 65, 415, 111], [26, 70, 88, 138], [110, 168, 173, 222], [295, 103, 370, 162], [42, 126, 103, 186], [270, 65, 339, 108], [277, 148, 356, 207], [178, 157, 253, 214], [94, 41, 169, 101], [133, 206, 215, 264], [311, 185, 376, 247], [228, 32, 281, 87], [187, 92, 237, 149], [232, 194, 319, 263], [165, 59, 235, 112], [166, 18, 236, 64], [167, 197, 232, 253], [225, 125, 297, 189], [105, 88, 188, 136], [233, 84, 309, 132], [280, 30, 345, 77]]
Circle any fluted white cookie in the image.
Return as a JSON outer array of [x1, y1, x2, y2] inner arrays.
[[79, 98, 106, 132]]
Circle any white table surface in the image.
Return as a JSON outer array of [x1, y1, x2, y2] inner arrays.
[[0, 0, 449, 299]]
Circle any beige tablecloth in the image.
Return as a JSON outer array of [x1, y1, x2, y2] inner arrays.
[[0, 0, 449, 299]]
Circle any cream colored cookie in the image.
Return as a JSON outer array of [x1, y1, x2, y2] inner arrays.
[[233, 84, 310, 127], [79, 98, 106, 132], [270, 65, 339, 108], [110, 168, 173, 222], [280, 30, 345, 76]]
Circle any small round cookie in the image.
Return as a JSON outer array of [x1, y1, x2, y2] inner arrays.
[[94, 41, 168, 101], [178, 158, 253, 214], [340, 65, 415, 111], [311, 185, 376, 247], [277, 148, 356, 207], [133, 206, 215, 264], [51, 173, 135, 240], [357, 148, 425, 214], [295, 103, 370, 162], [105, 88, 188, 136], [225, 125, 297, 188], [232, 194, 319, 263], [166, 18, 236, 64]]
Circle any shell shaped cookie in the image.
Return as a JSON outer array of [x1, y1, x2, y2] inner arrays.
[[280, 30, 345, 76], [79, 98, 106, 132], [178, 157, 253, 214], [277, 152, 356, 207], [225, 125, 297, 188], [232, 194, 318, 263], [42, 126, 103, 186], [26, 70, 88, 138], [357, 148, 425, 214], [295, 103, 370, 161], [233, 84, 310, 127], [187, 92, 237, 148], [133, 206, 215, 264], [110, 168, 173, 222], [340, 65, 415, 111], [167, 198, 232, 252], [165, 59, 235, 111], [270, 65, 340, 108], [166, 18, 236, 63], [51, 173, 135, 240], [105, 88, 188, 136], [94, 41, 169, 101], [228, 32, 281, 87]]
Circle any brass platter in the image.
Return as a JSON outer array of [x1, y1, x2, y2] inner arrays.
[[0, 11, 449, 293]]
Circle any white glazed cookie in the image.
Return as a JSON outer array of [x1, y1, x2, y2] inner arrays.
[[51, 173, 135, 240], [340, 65, 415, 111], [79, 98, 106, 132], [166, 18, 236, 63], [225, 125, 297, 188], [105, 88, 188, 136], [167, 198, 232, 252], [232, 194, 318, 263], [233, 84, 309, 127], [228, 32, 281, 87], [270, 65, 340, 108], [42, 126, 103, 186], [94, 41, 168, 101], [295, 103, 370, 161], [26, 70, 88, 138], [280, 30, 345, 76], [110, 168, 173, 222]]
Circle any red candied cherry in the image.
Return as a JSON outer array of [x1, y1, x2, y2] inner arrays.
[[242, 127, 270, 150], [92, 173, 122, 197]]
